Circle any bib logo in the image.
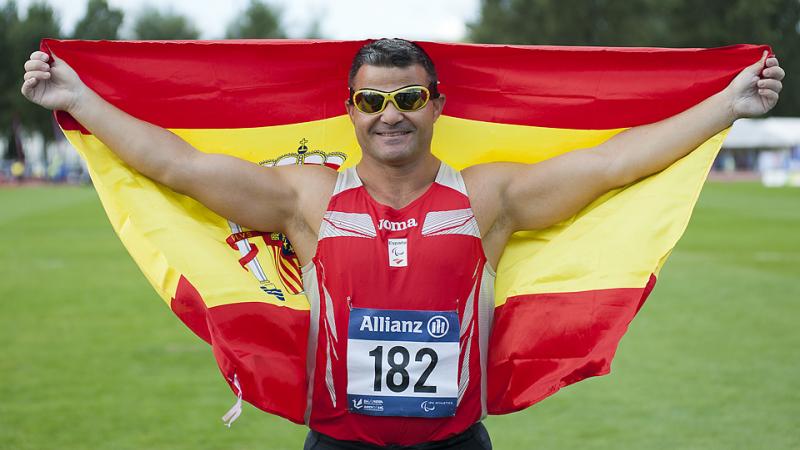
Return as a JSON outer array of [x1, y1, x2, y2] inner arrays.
[[378, 218, 418, 231], [226, 139, 347, 301], [421, 401, 436, 412], [427, 315, 449, 338], [352, 399, 363, 410], [360, 314, 423, 333]]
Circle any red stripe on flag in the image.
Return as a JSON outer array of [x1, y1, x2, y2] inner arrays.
[[170, 275, 309, 423], [487, 274, 656, 414], [428, 43, 768, 129], [44, 39, 365, 132], [43, 39, 769, 131]]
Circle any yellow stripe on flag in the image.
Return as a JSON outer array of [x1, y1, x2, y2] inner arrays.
[[65, 115, 726, 310]]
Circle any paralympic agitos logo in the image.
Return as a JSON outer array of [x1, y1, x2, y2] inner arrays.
[[225, 138, 347, 302]]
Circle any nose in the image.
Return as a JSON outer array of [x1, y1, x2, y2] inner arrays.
[[379, 101, 405, 126]]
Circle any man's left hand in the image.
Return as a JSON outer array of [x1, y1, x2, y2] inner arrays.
[[728, 50, 785, 119]]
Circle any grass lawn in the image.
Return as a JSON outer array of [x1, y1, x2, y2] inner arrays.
[[1, 183, 798, 449]]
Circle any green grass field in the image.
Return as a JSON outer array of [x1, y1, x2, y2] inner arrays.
[[1, 183, 798, 450]]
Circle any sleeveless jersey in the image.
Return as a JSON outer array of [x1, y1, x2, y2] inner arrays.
[[302, 163, 496, 446]]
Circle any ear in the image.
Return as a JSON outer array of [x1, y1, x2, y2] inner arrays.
[[345, 100, 355, 123], [431, 94, 446, 122]]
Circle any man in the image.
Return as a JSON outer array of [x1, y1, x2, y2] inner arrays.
[[22, 39, 783, 449]]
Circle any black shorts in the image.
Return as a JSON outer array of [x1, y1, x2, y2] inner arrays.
[[303, 422, 492, 450]]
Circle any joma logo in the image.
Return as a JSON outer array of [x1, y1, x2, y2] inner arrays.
[[378, 218, 418, 231]]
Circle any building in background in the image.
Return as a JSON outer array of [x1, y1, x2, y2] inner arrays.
[[717, 117, 800, 186]]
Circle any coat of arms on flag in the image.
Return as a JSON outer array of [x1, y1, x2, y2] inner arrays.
[[225, 138, 347, 301]]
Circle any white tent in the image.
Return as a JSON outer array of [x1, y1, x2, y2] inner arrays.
[[723, 117, 800, 149]]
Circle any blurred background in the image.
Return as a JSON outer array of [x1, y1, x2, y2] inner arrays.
[[1, 1, 798, 449]]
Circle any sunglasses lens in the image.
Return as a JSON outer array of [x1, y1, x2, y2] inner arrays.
[[394, 88, 429, 111], [354, 91, 385, 113]]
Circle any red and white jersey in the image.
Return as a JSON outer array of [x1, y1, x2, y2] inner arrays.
[[302, 163, 495, 446]]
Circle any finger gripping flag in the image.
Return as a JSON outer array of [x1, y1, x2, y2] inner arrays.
[[43, 38, 767, 422]]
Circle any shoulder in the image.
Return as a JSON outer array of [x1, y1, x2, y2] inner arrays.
[[461, 162, 525, 199], [460, 162, 523, 237], [295, 166, 339, 219], [275, 164, 339, 257], [272, 163, 338, 196]]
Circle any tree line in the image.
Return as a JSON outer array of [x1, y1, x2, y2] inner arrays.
[[2, 0, 798, 165]]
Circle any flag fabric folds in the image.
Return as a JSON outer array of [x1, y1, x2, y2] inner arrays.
[[43, 38, 766, 423]]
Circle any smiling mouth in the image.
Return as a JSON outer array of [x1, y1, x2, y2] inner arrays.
[[375, 130, 412, 137]]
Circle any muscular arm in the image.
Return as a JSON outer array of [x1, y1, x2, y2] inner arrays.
[[468, 52, 785, 241], [22, 51, 333, 235]]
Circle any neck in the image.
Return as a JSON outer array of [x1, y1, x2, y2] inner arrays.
[[356, 153, 441, 209]]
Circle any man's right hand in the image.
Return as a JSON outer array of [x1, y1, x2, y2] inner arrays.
[[21, 51, 84, 113]]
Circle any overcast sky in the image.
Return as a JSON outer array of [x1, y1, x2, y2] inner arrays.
[[16, 0, 482, 41]]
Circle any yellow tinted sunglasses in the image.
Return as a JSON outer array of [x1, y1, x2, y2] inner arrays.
[[350, 85, 432, 114]]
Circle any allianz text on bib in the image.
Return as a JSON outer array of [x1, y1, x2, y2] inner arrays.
[[346, 308, 459, 417]]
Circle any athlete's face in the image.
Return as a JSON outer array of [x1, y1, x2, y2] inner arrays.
[[346, 64, 445, 166]]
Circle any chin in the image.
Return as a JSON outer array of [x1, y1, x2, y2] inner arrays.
[[367, 143, 417, 164], [375, 150, 414, 166]]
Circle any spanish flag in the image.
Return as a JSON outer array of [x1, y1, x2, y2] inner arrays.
[[44, 38, 766, 423]]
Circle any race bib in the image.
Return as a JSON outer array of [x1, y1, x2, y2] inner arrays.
[[347, 308, 459, 418]]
